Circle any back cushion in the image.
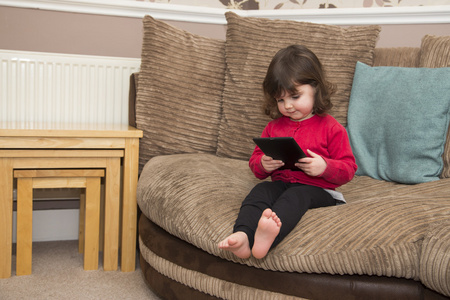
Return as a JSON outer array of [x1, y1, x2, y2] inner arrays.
[[136, 15, 226, 171], [373, 47, 420, 67], [420, 35, 450, 68], [216, 12, 380, 160], [419, 35, 450, 178]]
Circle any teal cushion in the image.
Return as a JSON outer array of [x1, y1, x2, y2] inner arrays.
[[347, 62, 450, 184]]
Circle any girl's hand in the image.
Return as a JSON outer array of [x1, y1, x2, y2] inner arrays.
[[295, 149, 327, 177], [261, 155, 284, 172]]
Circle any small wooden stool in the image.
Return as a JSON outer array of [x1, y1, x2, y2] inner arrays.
[[13, 169, 105, 275]]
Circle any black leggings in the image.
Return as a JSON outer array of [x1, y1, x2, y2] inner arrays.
[[233, 181, 336, 249]]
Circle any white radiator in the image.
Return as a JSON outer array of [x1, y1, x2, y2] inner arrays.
[[0, 50, 141, 126]]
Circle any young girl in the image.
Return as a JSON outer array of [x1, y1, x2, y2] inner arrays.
[[218, 45, 357, 259]]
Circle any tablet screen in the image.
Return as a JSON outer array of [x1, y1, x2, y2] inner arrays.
[[253, 137, 306, 170]]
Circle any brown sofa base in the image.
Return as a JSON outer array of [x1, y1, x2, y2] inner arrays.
[[139, 214, 449, 300], [140, 253, 218, 300]]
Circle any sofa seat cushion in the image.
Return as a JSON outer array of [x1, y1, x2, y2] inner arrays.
[[139, 216, 448, 300], [137, 154, 450, 296], [420, 220, 450, 297]]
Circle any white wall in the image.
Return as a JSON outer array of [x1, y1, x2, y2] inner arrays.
[[12, 210, 80, 242], [1, 2, 450, 59]]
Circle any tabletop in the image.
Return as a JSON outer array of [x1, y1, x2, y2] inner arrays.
[[0, 121, 143, 138]]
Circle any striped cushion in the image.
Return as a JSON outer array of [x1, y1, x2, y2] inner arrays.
[[137, 154, 450, 297], [135, 15, 225, 172], [216, 12, 380, 160], [419, 35, 450, 179], [420, 35, 450, 68]]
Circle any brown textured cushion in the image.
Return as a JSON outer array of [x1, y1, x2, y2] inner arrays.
[[216, 12, 380, 160], [137, 154, 450, 296], [419, 35, 450, 179], [420, 35, 450, 68], [135, 15, 226, 171]]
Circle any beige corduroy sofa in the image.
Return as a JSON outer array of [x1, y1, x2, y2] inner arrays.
[[132, 13, 450, 300]]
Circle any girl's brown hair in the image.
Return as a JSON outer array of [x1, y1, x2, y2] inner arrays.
[[262, 45, 336, 119]]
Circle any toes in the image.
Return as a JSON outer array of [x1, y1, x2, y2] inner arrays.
[[262, 208, 273, 218]]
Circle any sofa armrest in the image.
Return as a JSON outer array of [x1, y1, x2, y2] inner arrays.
[[128, 72, 139, 127]]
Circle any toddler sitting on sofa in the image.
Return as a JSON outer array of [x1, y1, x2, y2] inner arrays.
[[219, 44, 357, 259]]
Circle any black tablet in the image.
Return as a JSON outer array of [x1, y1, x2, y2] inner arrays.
[[253, 137, 306, 170]]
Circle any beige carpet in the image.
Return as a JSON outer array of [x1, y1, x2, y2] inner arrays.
[[0, 240, 161, 300]]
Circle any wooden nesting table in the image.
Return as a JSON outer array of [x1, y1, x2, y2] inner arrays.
[[0, 122, 143, 278]]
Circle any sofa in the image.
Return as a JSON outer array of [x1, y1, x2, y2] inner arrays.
[[132, 12, 450, 299]]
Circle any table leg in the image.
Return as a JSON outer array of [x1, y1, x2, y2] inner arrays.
[[83, 177, 100, 271], [16, 178, 33, 276], [103, 157, 121, 271], [78, 190, 85, 254], [121, 138, 139, 272], [0, 158, 13, 278]]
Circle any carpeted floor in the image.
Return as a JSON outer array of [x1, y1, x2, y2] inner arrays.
[[0, 240, 161, 300]]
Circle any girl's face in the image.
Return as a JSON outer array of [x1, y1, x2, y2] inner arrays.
[[276, 84, 315, 122]]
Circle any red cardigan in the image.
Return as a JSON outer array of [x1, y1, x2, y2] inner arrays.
[[249, 115, 357, 190]]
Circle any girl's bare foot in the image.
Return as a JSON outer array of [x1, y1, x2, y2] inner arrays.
[[218, 231, 251, 259], [252, 208, 282, 259]]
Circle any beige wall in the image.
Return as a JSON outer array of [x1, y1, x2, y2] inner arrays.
[[1, 6, 449, 58]]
